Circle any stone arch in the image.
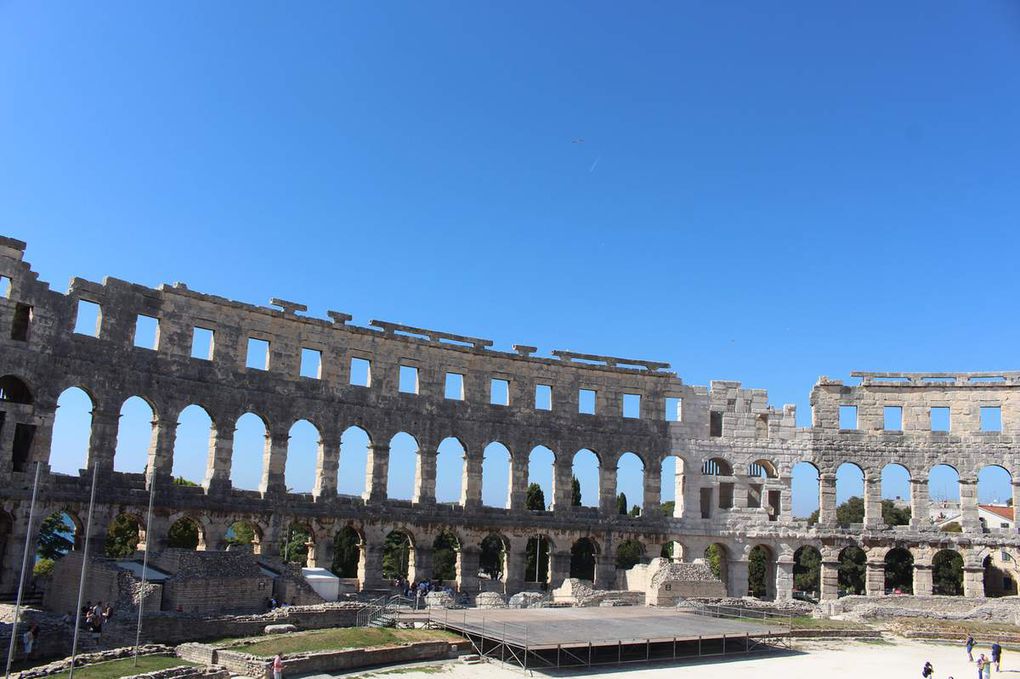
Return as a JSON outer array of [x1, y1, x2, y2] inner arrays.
[[793, 545, 821, 599], [337, 425, 372, 497], [704, 543, 729, 593], [225, 520, 263, 555], [285, 419, 320, 494], [281, 520, 314, 565], [931, 548, 963, 595], [172, 404, 214, 486], [36, 509, 81, 563], [747, 544, 775, 599], [571, 448, 600, 508], [884, 546, 914, 594], [113, 395, 157, 474], [525, 533, 553, 585], [838, 545, 866, 595], [835, 461, 864, 511], [615, 538, 645, 571], [167, 514, 205, 551], [0, 375, 33, 404], [749, 459, 778, 479], [50, 386, 95, 475], [569, 536, 599, 581], [481, 441, 512, 509], [660, 541, 685, 561], [435, 436, 466, 505], [616, 451, 645, 516], [791, 461, 820, 521], [479, 533, 509, 587], [928, 463, 961, 505], [526, 445, 555, 510], [880, 463, 912, 525], [982, 548, 1019, 597], [660, 454, 686, 518], [332, 524, 364, 582], [701, 457, 732, 476], [387, 432, 419, 501], [382, 528, 416, 581], [431, 529, 461, 584], [104, 512, 145, 558], [977, 464, 1012, 507], [232, 412, 269, 491]]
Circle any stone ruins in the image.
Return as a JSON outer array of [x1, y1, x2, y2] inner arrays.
[[1, 234, 1018, 607]]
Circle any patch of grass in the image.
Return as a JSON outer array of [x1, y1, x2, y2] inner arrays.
[[790, 615, 871, 631], [46, 655, 194, 679], [859, 637, 894, 646], [223, 627, 459, 657], [890, 617, 1020, 638]]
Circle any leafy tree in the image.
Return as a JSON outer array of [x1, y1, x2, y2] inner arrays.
[[615, 539, 644, 570], [571, 476, 582, 507], [37, 513, 74, 561], [525, 483, 546, 511], [806, 497, 911, 527], [167, 518, 199, 549], [382, 531, 411, 580], [104, 515, 141, 558], [332, 527, 361, 577], [280, 523, 310, 565], [884, 549, 913, 593], [616, 493, 628, 515], [881, 500, 911, 526], [661, 542, 676, 559], [33, 558, 55, 578], [570, 539, 596, 580], [660, 501, 676, 517], [629, 504, 641, 517], [525, 536, 549, 583], [932, 550, 963, 595], [747, 546, 769, 597], [794, 547, 821, 593], [432, 532, 458, 581], [838, 546, 867, 595], [705, 544, 724, 579], [226, 522, 256, 548], [173, 476, 199, 487], [479, 535, 505, 580]]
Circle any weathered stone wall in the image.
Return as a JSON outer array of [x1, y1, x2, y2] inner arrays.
[[2, 234, 1020, 605]]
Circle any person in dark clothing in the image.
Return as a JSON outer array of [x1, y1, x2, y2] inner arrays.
[[991, 641, 1002, 672], [922, 661, 935, 679]]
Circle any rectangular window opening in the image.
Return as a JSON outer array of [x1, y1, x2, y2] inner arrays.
[[622, 393, 641, 419], [700, 488, 713, 519], [930, 407, 951, 432], [399, 365, 419, 394], [246, 337, 270, 370], [664, 397, 682, 422], [981, 406, 1002, 432], [11, 303, 31, 341], [73, 299, 102, 337], [0, 275, 11, 298], [839, 405, 858, 430], [718, 482, 734, 509], [710, 411, 723, 437], [535, 384, 552, 411], [883, 405, 903, 431], [445, 372, 464, 400], [490, 378, 510, 406], [578, 389, 596, 415], [300, 348, 322, 379], [134, 315, 159, 350], [13, 423, 36, 473], [191, 327, 215, 361], [350, 357, 372, 387]]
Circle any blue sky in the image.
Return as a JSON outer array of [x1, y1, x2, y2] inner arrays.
[[4, 2, 1019, 517]]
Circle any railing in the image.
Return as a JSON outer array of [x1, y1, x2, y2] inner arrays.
[[356, 594, 418, 626], [686, 602, 794, 631]]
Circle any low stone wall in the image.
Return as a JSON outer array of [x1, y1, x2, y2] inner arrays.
[[830, 595, 1020, 624], [179, 640, 461, 679], [551, 579, 644, 607], [9, 645, 218, 679]]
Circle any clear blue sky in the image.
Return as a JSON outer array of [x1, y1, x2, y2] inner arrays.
[[4, 2, 1019, 518]]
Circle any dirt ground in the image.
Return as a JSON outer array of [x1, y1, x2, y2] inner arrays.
[[343, 638, 1011, 679]]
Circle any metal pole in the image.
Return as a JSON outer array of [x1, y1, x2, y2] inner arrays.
[[132, 470, 158, 666], [68, 464, 100, 679], [4, 462, 41, 679]]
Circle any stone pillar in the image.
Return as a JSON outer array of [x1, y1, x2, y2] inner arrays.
[[86, 408, 119, 475], [960, 478, 980, 532], [594, 552, 615, 590], [1012, 480, 1020, 523], [910, 478, 930, 528], [775, 557, 795, 601], [260, 428, 289, 496], [508, 454, 527, 511], [865, 560, 885, 596], [598, 465, 617, 515], [363, 444, 389, 504], [963, 565, 985, 598], [204, 417, 235, 494], [863, 476, 883, 528], [820, 559, 840, 600], [147, 417, 177, 487], [0, 417, 17, 476], [458, 546, 480, 592], [313, 425, 339, 499], [780, 478, 793, 523], [552, 459, 572, 511], [727, 559, 749, 597], [413, 448, 437, 505], [642, 468, 661, 517], [204, 522, 230, 552], [506, 548, 527, 593], [461, 452, 483, 509], [732, 475, 750, 511], [360, 541, 385, 590], [549, 549, 571, 588], [913, 563, 933, 596], [818, 473, 837, 525]]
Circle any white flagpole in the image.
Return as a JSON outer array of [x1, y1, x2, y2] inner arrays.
[[68, 464, 99, 679], [132, 470, 157, 666], [4, 462, 41, 679]]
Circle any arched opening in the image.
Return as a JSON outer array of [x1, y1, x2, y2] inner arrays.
[[747, 459, 779, 517], [113, 396, 155, 474], [432, 530, 460, 584], [701, 458, 733, 517], [50, 387, 94, 475], [615, 538, 645, 571], [382, 530, 414, 581], [978, 465, 1012, 515], [231, 413, 268, 491], [280, 521, 312, 565], [337, 426, 371, 497], [880, 463, 912, 526], [747, 545, 774, 599], [983, 553, 1018, 597], [225, 521, 262, 554], [616, 452, 645, 516], [104, 514, 143, 558], [931, 549, 963, 595], [838, 546, 866, 596], [793, 545, 821, 601], [332, 525, 364, 579], [701, 457, 733, 476], [525, 535, 551, 585], [884, 547, 914, 594], [704, 544, 729, 591], [481, 442, 511, 508], [479, 534, 508, 586], [387, 432, 419, 501], [285, 420, 320, 494], [526, 446, 554, 510], [792, 461, 820, 521], [660, 542, 684, 561], [172, 404, 213, 486], [167, 516, 204, 550], [435, 437, 466, 505], [660, 455, 685, 518], [571, 449, 600, 508], [0, 375, 33, 404], [835, 463, 864, 525], [929, 464, 961, 508], [36, 511, 80, 577], [569, 537, 598, 581]]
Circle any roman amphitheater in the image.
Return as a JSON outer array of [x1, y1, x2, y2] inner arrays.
[[2, 232, 1019, 609]]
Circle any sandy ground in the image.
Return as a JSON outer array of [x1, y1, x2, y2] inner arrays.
[[334, 639, 1015, 679]]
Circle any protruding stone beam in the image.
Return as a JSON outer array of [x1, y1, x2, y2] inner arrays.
[[269, 298, 308, 316], [327, 310, 353, 325], [512, 345, 537, 357], [551, 350, 672, 373], [369, 320, 493, 350]]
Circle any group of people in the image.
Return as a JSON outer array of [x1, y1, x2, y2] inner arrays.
[[393, 577, 455, 604], [74, 600, 114, 637], [967, 636, 1004, 678]]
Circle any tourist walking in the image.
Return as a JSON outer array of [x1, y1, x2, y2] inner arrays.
[[22, 623, 39, 657], [272, 653, 284, 679], [923, 661, 934, 678], [978, 654, 988, 679], [992, 641, 1002, 671], [967, 636, 975, 662]]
